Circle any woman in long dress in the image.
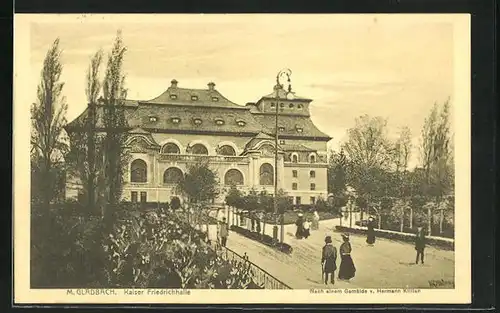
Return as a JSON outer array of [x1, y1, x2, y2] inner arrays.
[[338, 233, 356, 280], [366, 216, 376, 245], [295, 213, 305, 239]]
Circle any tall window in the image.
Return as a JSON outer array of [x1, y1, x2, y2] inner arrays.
[[190, 143, 208, 155], [310, 196, 316, 204], [161, 143, 180, 154], [292, 183, 298, 190], [259, 163, 274, 186], [163, 167, 184, 184], [295, 197, 301, 205], [310, 170, 316, 178], [310, 183, 316, 191], [131, 191, 138, 203], [292, 170, 298, 178], [218, 145, 236, 156], [292, 154, 298, 163], [224, 169, 244, 185], [130, 159, 147, 182], [309, 154, 316, 163], [140, 191, 147, 203]]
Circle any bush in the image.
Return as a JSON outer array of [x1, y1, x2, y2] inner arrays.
[[335, 225, 454, 250], [229, 225, 293, 254]]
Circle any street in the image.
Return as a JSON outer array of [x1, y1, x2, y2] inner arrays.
[[208, 218, 455, 289]]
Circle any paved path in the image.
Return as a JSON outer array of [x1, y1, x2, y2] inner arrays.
[[207, 218, 454, 289]]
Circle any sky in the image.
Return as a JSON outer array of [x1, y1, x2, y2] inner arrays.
[[28, 14, 455, 168]]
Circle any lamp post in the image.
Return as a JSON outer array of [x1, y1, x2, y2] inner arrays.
[[273, 68, 293, 243]]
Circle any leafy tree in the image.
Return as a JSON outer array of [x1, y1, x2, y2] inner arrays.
[[243, 188, 259, 212], [65, 49, 104, 216], [275, 188, 291, 214], [419, 99, 453, 234], [341, 115, 393, 207], [102, 30, 130, 224], [177, 159, 219, 204], [30, 38, 68, 207], [225, 185, 245, 209], [327, 148, 349, 195]]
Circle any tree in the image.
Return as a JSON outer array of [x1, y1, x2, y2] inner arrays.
[[342, 115, 393, 208], [66, 50, 104, 215], [30, 38, 68, 207], [419, 99, 453, 234], [275, 189, 290, 214], [177, 159, 219, 204], [102, 30, 130, 224], [225, 185, 245, 210], [327, 148, 348, 195], [342, 115, 392, 170]]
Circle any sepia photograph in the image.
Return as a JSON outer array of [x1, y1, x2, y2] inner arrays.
[[14, 14, 471, 304]]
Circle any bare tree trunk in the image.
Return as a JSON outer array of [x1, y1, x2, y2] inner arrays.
[[400, 208, 404, 232], [427, 206, 432, 236], [439, 209, 444, 235], [409, 207, 413, 229]]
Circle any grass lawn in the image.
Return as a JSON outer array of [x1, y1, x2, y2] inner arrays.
[[262, 210, 340, 225]]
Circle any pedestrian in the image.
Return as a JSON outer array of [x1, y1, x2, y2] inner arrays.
[[415, 225, 426, 264], [312, 210, 320, 230], [321, 235, 337, 285], [295, 213, 305, 239], [218, 217, 230, 247], [256, 211, 262, 233], [303, 219, 311, 239], [366, 216, 376, 245], [338, 233, 356, 281]]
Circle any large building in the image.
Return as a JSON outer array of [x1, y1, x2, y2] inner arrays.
[[65, 79, 332, 206]]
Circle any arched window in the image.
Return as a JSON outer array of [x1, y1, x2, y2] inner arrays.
[[190, 143, 208, 155], [291, 154, 298, 163], [259, 163, 274, 186], [218, 145, 236, 156], [161, 142, 180, 154], [163, 167, 184, 184], [130, 159, 147, 183], [224, 169, 244, 186], [309, 154, 316, 163]]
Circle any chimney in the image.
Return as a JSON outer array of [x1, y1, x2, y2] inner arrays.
[[171, 79, 178, 88], [208, 82, 215, 91]]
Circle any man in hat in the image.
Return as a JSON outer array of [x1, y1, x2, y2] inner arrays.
[[218, 217, 230, 247], [295, 213, 305, 239], [321, 236, 337, 285], [415, 224, 426, 264]]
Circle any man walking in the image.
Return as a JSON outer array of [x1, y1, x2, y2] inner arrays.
[[321, 236, 337, 285], [219, 217, 230, 248], [415, 225, 426, 264]]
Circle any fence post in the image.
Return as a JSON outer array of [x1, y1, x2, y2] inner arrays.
[[409, 207, 413, 229]]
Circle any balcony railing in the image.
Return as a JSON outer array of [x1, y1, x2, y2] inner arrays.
[[158, 154, 250, 164]]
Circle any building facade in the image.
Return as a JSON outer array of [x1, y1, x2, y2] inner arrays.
[[65, 79, 332, 206]]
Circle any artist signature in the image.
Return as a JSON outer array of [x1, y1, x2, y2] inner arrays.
[[428, 279, 454, 288]]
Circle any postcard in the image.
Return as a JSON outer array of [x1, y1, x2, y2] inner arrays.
[[14, 13, 471, 304]]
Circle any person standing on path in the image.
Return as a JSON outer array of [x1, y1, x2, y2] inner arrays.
[[338, 233, 356, 281], [295, 213, 305, 239], [218, 217, 230, 247], [312, 210, 320, 230], [321, 236, 337, 285], [415, 225, 426, 264], [303, 219, 311, 239], [366, 216, 376, 245]]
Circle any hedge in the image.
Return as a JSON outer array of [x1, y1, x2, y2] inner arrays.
[[229, 225, 293, 254], [334, 225, 454, 250]]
